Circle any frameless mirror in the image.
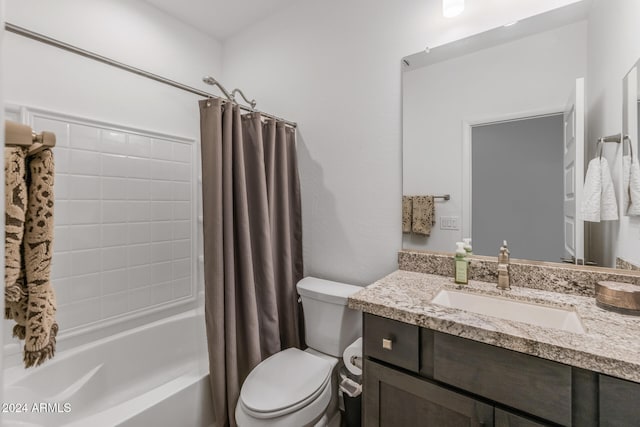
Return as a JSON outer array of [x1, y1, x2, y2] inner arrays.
[[620, 60, 640, 270]]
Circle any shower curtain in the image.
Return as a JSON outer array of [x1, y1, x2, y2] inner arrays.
[[199, 98, 303, 426]]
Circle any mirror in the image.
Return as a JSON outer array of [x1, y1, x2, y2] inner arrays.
[[401, 2, 602, 265], [620, 60, 640, 270]]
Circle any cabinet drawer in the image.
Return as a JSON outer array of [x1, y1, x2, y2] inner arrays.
[[364, 313, 419, 372], [433, 332, 571, 426], [599, 374, 640, 427]]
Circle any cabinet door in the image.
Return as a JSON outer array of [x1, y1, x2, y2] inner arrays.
[[495, 409, 552, 427], [364, 359, 494, 426]]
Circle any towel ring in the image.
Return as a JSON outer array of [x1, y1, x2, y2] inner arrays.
[[624, 135, 634, 159]]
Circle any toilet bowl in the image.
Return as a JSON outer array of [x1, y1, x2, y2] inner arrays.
[[235, 277, 362, 427]]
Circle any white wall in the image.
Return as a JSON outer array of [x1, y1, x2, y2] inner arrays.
[[586, 0, 640, 267], [403, 21, 587, 254], [3, 0, 221, 360], [221, 0, 583, 286]]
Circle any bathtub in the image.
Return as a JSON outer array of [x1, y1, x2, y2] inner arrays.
[[3, 310, 214, 427]]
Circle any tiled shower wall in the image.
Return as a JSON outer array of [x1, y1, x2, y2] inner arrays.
[[8, 109, 196, 338]]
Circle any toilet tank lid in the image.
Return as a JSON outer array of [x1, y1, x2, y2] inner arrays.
[[296, 277, 363, 305]]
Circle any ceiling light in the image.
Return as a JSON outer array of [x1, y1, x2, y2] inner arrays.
[[443, 0, 464, 18]]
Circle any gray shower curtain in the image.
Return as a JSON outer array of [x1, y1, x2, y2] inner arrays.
[[199, 98, 303, 427]]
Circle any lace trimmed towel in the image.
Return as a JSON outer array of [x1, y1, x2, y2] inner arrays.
[[412, 195, 435, 236], [4, 147, 57, 368]]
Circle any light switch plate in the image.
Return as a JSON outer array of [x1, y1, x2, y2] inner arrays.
[[440, 216, 460, 230]]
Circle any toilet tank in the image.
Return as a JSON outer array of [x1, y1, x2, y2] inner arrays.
[[297, 277, 363, 357]]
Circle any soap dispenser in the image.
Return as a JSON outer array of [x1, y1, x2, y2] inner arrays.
[[454, 242, 469, 285], [462, 238, 473, 255]]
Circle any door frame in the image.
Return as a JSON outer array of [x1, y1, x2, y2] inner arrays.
[[461, 106, 564, 242]]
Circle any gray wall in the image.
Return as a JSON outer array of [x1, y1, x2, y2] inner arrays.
[[471, 115, 564, 262]]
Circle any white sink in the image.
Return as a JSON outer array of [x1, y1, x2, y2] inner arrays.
[[431, 289, 586, 334]]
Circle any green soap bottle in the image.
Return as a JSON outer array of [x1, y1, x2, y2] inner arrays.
[[454, 242, 468, 285]]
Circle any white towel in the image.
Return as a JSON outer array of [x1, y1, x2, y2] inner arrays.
[[629, 158, 640, 216], [581, 157, 618, 222]]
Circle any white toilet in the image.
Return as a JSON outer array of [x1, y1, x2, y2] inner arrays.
[[235, 277, 362, 427]]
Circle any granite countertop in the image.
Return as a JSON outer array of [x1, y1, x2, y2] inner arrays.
[[348, 270, 640, 383]]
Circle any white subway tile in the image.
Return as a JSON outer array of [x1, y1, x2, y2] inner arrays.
[[127, 157, 151, 179], [70, 273, 101, 302], [70, 124, 100, 151], [69, 201, 101, 225], [151, 139, 173, 160], [127, 244, 150, 266], [102, 292, 129, 318], [101, 246, 128, 271], [150, 202, 172, 221], [151, 242, 172, 263], [102, 201, 128, 223], [150, 159, 173, 180], [173, 143, 192, 163], [69, 175, 100, 200], [55, 174, 70, 200], [126, 179, 151, 201], [55, 200, 71, 226], [151, 222, 172, 242], [172, 202, 191, 220], [70, 225, 101, 250], [127, 223, 151, 245], [172, 240, 190, 260], [101, 130, 127, 154], [150, 262, 172, 284], [69, 149, 101, 176], [54, 226, 71, 252], [52, 278, 72, 305], [151, 181, 173, 201], [150, 282, 173, 304], [34, 117, 69, 147], [102, 177, 127, 200], [127, 201, 150, 222], [101, 153, 128, 178], [128, 265, 151, 289], [101, 269, 128, 294], [129, 287, 152, 310], [173, 162, 192, 182], [57, 298, 101, 329], [71, 249, 101, 276], [127, 135, 151, 158], [172, 259, 191, 279], [172, 277, 192, 298], [101, 224, 127, 247], [53, 147, 70, 174], [173, 182, 191, 201], [173, 220, 191, 240]]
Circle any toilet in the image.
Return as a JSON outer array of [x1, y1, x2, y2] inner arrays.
[[235, 277, 363, 427]]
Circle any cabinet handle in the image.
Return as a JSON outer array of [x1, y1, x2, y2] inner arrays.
[[382, 338, 393, 350]]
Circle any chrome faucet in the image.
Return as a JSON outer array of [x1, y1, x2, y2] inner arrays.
[[497, 240, 510, 290]]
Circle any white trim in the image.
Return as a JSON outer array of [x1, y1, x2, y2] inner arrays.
[[461, 106, 564, 240]]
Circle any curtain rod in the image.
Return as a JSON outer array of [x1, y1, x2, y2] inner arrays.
[[4, 22, 297, 128]]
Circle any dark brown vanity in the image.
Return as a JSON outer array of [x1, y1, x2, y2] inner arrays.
[[362, 313, 640, 426]]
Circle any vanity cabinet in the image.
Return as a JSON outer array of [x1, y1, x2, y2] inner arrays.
[[362, 313, 640, 426]]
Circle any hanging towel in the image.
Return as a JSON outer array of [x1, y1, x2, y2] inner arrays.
[[629, 158, 640, 216], [412, 195, 435, 236], [5, 148, 58, 368], [4, 147, 28, 306], [581, 157, 618, 222], [402, 196, 413, 233]]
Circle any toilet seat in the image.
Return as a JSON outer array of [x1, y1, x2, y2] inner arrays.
[[239, 348, 332, 419]]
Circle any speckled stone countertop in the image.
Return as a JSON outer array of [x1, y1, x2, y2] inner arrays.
[[348, 270, 640, 383]]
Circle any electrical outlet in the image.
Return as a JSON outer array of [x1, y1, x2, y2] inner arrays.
[[440, 216, 459, 230]]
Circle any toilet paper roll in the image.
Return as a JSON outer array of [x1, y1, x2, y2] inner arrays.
[[343, 337, 363, 375]]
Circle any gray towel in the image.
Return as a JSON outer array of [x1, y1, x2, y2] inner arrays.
[[412, 196, 435, 236]]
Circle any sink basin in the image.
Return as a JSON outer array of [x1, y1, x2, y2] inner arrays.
[[431, 289, 585, 334]]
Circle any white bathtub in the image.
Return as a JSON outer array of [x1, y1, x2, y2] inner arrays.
[[3, 310, 214, 427]]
